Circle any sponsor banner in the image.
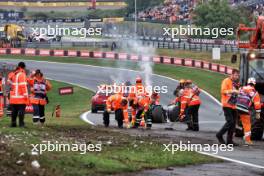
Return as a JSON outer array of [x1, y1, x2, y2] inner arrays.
[[68, 50, 77, 57], [10, 48, 21, 55], [219, 65, 226, 73], [39, 49, 50, 56], [118, 53, 128, 60], [153, 56, 161, 63], [25, 48, 36, 56], [211, 63, 218, 71], [54, 50, 64, 56], [184, 59, 193, 66], [163, 56, 171, 64], [0, 48, 7, 54], [174, 58, 182, 65], [105, 52, 115, 59], [130, 54, 139, 61], [203, 61, 210, 69], [142, 56, 151, 62], [0, 11, 23, 20], [194, 60, 202, 68], [80, 50, 90, 57], [227, 67, 233, 75], [93, 51, 103, 58], [103, 17, 124, 23], [59, 87, 74, 95]]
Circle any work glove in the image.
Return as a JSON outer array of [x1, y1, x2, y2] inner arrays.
[[256, 113, 261, 120], [179, 114, 185, 122], [123, 119, 130, 129]]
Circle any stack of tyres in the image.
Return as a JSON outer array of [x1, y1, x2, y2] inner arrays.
[[151, 105, 167, 123], [167, 103, 180, 122]]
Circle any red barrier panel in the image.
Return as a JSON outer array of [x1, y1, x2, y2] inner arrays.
[[219, 65, 226, 74], [93, 51, 103, 58], [54, 50, 64, 56], [0, 48, 7, 55], [130, 54, 139, 61], [105, 52, 115, 59], [184, 59, 193, 66], [118, 53, 128, 60], [25, 48, 36, 56], [174, 58, 182, 65], [39, 49, 51, 56], [211, 63, 218, 71], [10, 48, 21, 55], [80, 50, 90, 57], [68, 50, 77, 57], [153, 56, 160, 63], [194, 60, 202, 68], [163, 56, 171, 64]]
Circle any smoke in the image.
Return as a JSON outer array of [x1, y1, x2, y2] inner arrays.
[[121, 39, 155, 87]]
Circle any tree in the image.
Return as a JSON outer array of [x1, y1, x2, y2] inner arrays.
[[193, 0, 251, 39]]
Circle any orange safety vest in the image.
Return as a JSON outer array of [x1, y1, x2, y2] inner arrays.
[[9, 69, 29, 105], [138, 95, 150, 112], [180, 88, 201, 115], [106, 94, 128, 120], [221, 77, 237, 109], [29, 77, 51, 105]]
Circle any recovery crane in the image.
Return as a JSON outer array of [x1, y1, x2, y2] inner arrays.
[[233, 16, 264, 140]]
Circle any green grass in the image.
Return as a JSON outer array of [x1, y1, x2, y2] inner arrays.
[[0, 79, 220, 175], [0, 55, 226, 100]]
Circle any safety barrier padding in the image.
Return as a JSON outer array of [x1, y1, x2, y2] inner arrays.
[[0, 48, 235, 75]]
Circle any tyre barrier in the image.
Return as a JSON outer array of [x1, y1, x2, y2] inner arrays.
[[0, 48, 235, 75]]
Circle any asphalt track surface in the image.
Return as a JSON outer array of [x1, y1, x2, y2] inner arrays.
[[1, 59, 263, 174]]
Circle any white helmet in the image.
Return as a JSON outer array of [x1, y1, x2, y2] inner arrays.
[[247, 77, 256, 85]]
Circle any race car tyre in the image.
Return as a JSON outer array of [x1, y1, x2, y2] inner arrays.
[[167, 104, 179, 122], [152, 105, 166, 123], [251, 118, 264, 140]]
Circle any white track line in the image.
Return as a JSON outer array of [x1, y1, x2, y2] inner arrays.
[[198, 151, 264, 169], [3, 59, 263, 169]]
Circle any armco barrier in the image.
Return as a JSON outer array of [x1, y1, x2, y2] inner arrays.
[[0, 48, 234, 75]]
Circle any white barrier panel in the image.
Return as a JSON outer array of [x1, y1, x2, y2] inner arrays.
[[163, 57, 171, 64], [118, 53, 127, 60], [68, 50, 77, 57], [39, 49, 50, 56], [0, 48, 7, 54], [194, 60, 202, 68], [211, 63, 218, 71], [130, 55, 139, 61], [219, 65, 226, 73], [185, 59, 193, 66], [153, 56, 160, 63], [54, 50, 64, 56], [174, 58, 182, 65], [105, 52, 115, 59], [10, 48, 21, 55], [203, 61, 210, 69], [227, 67, 233, 75], [93, 51, 103, 58], [142, 56, 150, 62], [25, 48, 35, 56], [80, 51, 90, 57]]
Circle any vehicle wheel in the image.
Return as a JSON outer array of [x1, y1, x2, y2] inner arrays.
[[91, 106, 97, 113], [251, 118, 264, 140], [152, 105, 166, 123], [167, 104, 179, 122]]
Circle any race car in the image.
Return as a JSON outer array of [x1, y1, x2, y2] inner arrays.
[[91, 85, 113, 113]]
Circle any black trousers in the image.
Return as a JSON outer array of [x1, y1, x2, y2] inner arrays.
[[186, 105, 200, 131], [11, 104, 26, 127], [33, 104, 45, 123], [217, 107, 238, 143], [135, 109, 152, 128], [103, 109, 124, 128]]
